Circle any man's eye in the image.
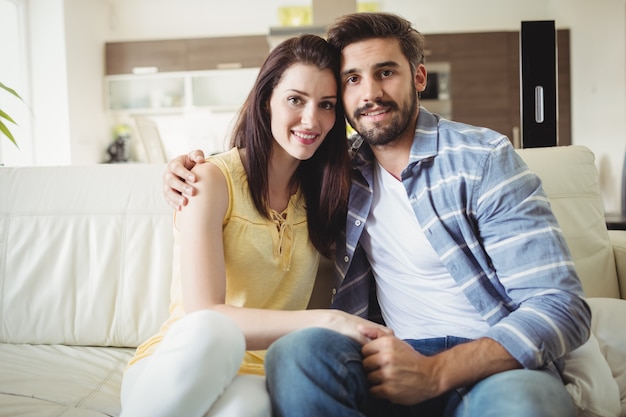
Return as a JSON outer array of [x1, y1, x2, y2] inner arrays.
[[380, 70, 393, 78], [346, 75, 358, 84]]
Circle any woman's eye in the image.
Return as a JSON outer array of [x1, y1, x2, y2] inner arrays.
[[320, 101, 336, 111], [288, 97, 302, 105]]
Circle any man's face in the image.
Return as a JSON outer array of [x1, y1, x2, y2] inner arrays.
[[339, 38, 426, 146]]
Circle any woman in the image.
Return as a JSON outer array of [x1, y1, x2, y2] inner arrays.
[[120, 34, 389, 417]]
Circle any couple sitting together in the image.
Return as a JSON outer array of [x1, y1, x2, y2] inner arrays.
[[119, 11, 590, 417]]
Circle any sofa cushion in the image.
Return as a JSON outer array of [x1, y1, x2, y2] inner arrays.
[[0, 343, 132, 416], [0, 165, 174, 347], [516, 146, 620, 298], [587, 298, 626, 416], [562, 332, 621, 417]]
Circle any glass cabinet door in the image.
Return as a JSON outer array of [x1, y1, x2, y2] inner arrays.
[[107, 74, 186, 111], [191, 68, 259, 110]]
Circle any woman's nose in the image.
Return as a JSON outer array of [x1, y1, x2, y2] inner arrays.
[[300, 104, 317, 126]]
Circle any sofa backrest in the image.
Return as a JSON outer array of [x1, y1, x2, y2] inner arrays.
[[0, 146, 617, 348], [0, 164, 174, 347], [516, 145, 620, 298]]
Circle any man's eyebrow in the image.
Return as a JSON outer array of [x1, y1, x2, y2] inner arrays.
[[340, 61, 401, 77], [374, 61, 401, 70]]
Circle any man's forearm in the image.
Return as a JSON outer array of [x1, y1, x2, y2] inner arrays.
[[433, 337, 522, 394]]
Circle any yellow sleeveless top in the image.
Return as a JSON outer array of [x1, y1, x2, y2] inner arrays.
[[128, 147, 320, 375]]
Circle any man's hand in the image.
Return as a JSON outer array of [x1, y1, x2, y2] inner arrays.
[[163, 150, 206, 210], [361, 335, 441, 405], [361, 336, 521, 406]]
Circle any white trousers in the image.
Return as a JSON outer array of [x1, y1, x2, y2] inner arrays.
[[120, 310, 271, 417]]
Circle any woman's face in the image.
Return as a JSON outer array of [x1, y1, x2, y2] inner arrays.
[[269, 63, 338, 161]]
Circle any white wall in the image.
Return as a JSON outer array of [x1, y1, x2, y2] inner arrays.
[[64, 0, 109, 164], [558, 0, 626, 213], [24, 0, 626, 212], [28, 0, 72, 165]]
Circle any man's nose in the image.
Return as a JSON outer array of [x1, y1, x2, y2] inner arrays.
[[362, 77, 383, 102]]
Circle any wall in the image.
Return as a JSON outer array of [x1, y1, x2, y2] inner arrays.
[[28, 0, 72, 165], [20, 0, 108, 166], [64, 0, 109, 164], [24, 0, 626, 212]]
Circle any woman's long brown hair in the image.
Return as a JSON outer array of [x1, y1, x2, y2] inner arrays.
[[230, 34, 350, 258]]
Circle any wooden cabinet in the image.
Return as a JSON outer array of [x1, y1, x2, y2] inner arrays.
[[105, 35, 270, 75], [105, 40, 188, 75], [187, 35, 269, 70], [422, 29, 571, 147], [447, 32, 518, 142], [423, 33, 450, 62]]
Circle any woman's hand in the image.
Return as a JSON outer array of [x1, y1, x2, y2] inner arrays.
[[314, 309, 393, 345]]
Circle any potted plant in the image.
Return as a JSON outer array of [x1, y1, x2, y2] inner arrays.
[[0, 82, 21, 148]]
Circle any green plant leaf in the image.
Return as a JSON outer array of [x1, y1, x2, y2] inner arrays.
[[0, 82, 23, 148], [0, 82, 22, 148], [0, 82, 22, 100], [0, 108, 17, 125], [0, 119, 18, 147]]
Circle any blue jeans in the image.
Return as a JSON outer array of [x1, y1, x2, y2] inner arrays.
[[265, 328, 575, 417]]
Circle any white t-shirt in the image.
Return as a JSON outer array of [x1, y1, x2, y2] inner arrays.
[[359, 162, 490, 340]]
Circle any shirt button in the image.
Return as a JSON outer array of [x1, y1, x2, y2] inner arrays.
[[355, 220, 361, 226], [332, 288, 337, 295], [344, 255, 349, 263]]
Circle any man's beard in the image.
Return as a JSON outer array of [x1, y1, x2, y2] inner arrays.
[[348, 88, 418, 147]]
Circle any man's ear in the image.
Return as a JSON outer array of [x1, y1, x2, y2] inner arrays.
[[415, 64, 427, 93]]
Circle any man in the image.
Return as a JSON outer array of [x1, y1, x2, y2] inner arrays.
[[163, 12, 590, 417]]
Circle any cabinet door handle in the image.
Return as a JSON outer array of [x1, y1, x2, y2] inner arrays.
[[216, 62, 243, 70], [132, 66, 159, 74], [534, 85, 544, 123]]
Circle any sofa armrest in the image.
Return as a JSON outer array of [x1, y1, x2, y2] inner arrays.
[[609, 230, 626, 300]]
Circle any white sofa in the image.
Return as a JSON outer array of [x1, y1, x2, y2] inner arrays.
[[0, 145, 624, 417]]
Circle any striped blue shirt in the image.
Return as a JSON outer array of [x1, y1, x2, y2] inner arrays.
[[331, 107, 591, 370]]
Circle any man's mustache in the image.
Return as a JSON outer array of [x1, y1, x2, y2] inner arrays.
[[353, 100, 399, 121]]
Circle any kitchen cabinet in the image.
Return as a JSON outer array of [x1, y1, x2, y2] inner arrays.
[[105, 68, 259, 113], [104, 35, 268, 113], [187, 36, 269, 70], [105, 40, 188, 75], [104, 35, 269, 163], [191, 68, 259, 108], [422, 29, 571, 147], [423, 34, 450, 62], [106, 73, 186, 111], [105, 35, 269, 75]]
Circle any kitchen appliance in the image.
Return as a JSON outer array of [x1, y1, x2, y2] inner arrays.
[[420, 61, 452, 119]]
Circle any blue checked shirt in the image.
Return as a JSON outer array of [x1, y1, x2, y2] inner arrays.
[[331, 107, 591, 370]]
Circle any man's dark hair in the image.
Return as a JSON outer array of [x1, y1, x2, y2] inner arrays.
[[327, 12, 426, 74]]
